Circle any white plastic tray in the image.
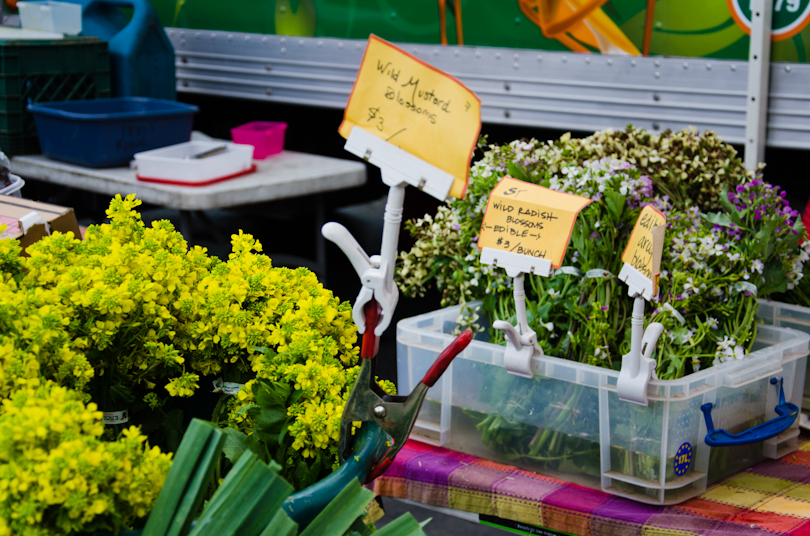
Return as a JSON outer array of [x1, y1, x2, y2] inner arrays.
[[17, 1, 81, 35], [397, 302, 809, 505], [134, 141, 254, 185]]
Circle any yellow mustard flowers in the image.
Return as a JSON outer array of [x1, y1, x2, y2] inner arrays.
[[0, 275, 92, 400], [0, 194, 381, 501], [0, 380, 171, 536]]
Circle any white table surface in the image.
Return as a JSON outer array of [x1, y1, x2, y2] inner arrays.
[[10, 151, 367, 211]]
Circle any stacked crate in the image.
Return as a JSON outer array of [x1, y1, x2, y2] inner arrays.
[[0, 36, 109, 155]]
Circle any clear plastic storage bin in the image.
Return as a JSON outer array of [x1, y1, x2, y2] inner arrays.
[[758, 299, 810, 411], [397, 302, 809, 505]]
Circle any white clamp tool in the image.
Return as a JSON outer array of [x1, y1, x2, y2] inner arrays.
[[617, 263, 665, 406], [481, 247, 552, 378], [323, 127, 456, 336]]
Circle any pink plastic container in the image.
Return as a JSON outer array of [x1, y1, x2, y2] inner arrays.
[[230, 121, 287, 159]]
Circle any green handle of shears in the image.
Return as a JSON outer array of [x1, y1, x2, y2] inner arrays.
[[282, 422, 388, 529]]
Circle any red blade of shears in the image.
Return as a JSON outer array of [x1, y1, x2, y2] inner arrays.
[[421, 329, 473, 387], [361, 300, 382, 359]]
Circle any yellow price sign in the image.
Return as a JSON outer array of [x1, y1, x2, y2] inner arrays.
[[478, 177, 592, 269], [622, 205, 666, 283], [338, 34, 481, 199]]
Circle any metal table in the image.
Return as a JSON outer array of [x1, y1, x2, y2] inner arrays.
[[10, 150, 366, 279]]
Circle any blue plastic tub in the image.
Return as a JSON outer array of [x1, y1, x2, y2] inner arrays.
[[28, 97, 197, 168]]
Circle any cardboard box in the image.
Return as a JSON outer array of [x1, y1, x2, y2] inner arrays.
[[0, 194, 81, 252]]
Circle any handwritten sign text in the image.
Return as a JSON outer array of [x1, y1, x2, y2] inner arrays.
[[338, 35, 481, 199], [478, 178, 592, 268], [622, 205, 666, 284]]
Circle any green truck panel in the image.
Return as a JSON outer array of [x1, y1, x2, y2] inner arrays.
[[154, 0, 810, 62]]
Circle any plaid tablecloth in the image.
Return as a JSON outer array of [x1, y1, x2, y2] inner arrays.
[[373, 437, 810, 535]]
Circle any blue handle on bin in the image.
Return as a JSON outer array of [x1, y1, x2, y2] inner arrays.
[[700, 377, 799, 447]]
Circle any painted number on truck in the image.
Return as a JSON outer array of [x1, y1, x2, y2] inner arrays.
[[728, 0, 810, 40]]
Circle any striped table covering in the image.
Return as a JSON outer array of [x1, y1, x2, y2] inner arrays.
[[373, 437, 810, 535]]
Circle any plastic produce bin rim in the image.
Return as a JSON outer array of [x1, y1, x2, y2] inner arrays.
[[232, 120, 287, 132], [0, 35, 104, 46], [27, 97, 198, 122], [17, 0, 81, 7], [133, 140, 252, 161], [397, 301, 810, 393]]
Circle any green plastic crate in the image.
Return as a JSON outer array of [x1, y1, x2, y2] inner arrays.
[[0, 131, 38, 156], [0, 36, 110, 156]]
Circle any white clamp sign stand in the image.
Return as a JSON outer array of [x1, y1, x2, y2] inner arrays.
[[480, 248, 552, 378], [322, 127, 456, 335], [616, 263, 665, 406]]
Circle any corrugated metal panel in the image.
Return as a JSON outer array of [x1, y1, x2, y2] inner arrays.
[[168, 30, 810, 149]]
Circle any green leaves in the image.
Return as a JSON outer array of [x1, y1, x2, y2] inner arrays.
[[299, 479, 373, 536], [250, 346, 278, 358], [254, 380, 289, 410], [258, 511, 298, 536], [220, 428, 261, 465], [375, 513, 430, 536], [188, 451, 292, 536], [507, 162, 531, 183], [603, 190, 625, 222], [760, 262, 789, 297], [224, 380, 291, 463], [292, 455, 324, 492], [754, 220, 778, 260], [143, 419, 225, 536], [255, 406, 288, 433], [718, 185, 737, 214], [160, 409, 185, 454], [222, 378, 328, 491], [144, 420, 429, 536], [702, 212, 734, 228]]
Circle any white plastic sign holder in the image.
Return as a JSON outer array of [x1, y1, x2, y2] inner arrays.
[[344, 127, 455, 200], [322, 127, 457, 336], [480, 247, 552, 378], [617, 263, 665, 406]]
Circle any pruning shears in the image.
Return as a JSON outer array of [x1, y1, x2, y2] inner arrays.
[[338, 299, 473, 481], [283, 301, 470, 526]]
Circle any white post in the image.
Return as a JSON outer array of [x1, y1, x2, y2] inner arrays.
[[513, 273, 530, 336], [627, 295, 646, 380], [744, 0, 773, 170], [617, 264, 665, 406], [380, 184, 405, 274]]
